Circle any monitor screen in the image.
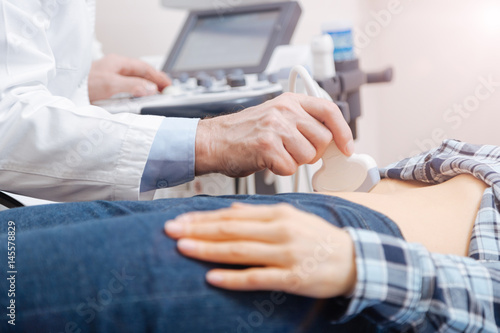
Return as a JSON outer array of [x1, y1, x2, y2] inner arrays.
[[170, 10, 280, 73], [163, 2, 302, 76]]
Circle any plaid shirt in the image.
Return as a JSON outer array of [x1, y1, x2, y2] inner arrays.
[[336, 140, 500, 332]]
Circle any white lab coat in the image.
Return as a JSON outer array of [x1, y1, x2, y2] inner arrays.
[[0, 0, 163, 201]]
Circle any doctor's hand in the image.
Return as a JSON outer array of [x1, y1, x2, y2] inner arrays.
[[165, 203, 357, 298], [194, 92, 354, 177], [88, 54, 171, 103]]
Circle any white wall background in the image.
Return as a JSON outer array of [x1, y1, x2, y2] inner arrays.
[[96, 0, 500, 166], [358, 0, 500, 165]]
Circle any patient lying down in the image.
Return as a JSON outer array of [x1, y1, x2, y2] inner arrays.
[[5, 141, 498, 332], [165, 175, 485, 297], [165, 139, 500, 332]]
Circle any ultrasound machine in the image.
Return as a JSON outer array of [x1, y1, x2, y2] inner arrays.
[[94, 1, 302, 119]]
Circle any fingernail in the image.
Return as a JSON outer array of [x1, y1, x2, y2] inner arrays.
[[178, 239, 197, 252], [207, 272, 225, 284], [345, 140, 355, 156], [165, 222, 184, 236]]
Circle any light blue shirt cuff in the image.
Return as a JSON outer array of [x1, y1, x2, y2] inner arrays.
[[140, 117, 200, 192]]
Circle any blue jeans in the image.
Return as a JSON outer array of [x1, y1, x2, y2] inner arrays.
[[0, 194, 403, 333]]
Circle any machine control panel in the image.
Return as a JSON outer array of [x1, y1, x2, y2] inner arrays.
[[94, 72, 283, 118]]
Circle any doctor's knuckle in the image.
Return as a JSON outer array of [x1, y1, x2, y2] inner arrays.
[[255, 133, 276, 151], [281, 92, 294, 98], [261, 110, 285, 128], [281, 162, 298, 176], [280, 92, 297, 102], [318, 128, 334, 144], [279, 127, 295, 143], [274, 95, 295, 110], [302, 148, 317, 163]]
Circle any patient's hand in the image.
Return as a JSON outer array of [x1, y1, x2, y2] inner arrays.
[[165, 203, 357, 298], [194, 92, 354, 178], [88, 54, 171, 103]]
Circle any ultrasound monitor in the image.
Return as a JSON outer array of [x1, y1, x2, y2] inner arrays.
[[162, 2, 301, 77]]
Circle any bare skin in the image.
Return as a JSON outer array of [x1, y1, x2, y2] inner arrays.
[[194, 93, 354, 178], [88, 54, 171, 103], [323, 174, 487, 257], [166, 202, 357, 298]]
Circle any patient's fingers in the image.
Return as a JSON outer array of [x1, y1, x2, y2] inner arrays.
[[176, 239, 291, 266], [165, 221, 287, 242], [206, 268, 290, 292]]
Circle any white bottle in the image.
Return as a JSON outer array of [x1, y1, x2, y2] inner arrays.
[[311, 34, 336, 81]]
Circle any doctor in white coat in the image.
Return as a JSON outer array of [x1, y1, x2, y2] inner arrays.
[[0, 0, 353, 202]]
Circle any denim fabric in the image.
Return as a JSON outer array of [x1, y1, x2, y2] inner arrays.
[[0, 194, 403, 333]]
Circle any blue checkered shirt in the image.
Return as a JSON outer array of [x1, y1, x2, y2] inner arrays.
[[336, 140, 500, 332]]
